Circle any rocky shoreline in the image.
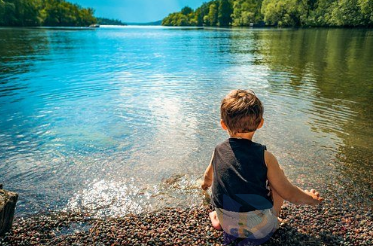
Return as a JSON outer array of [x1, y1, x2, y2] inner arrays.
[[1, 198, 372, 246]]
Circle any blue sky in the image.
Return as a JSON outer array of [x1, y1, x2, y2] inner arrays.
[[71, 0, 206, 23]]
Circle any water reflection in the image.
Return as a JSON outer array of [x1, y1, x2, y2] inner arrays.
[[250, 29, 373, 203], [0, 27, 372, 216], [0, 29, 48, 102], [65, 174, 203, 217]]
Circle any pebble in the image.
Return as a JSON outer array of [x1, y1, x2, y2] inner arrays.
[[0, 200, 372, 246]]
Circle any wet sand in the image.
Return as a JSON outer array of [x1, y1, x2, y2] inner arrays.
[[1, 198, 372, 246]]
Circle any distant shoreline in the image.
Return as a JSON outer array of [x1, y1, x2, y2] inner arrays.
[[2, 25, 372, 31], [0, 26, 98, 31], [125, 20, 162, 26]]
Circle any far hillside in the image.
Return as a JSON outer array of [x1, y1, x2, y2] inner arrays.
[[96, 18, 126, 26], [126, 20, 162, 26]]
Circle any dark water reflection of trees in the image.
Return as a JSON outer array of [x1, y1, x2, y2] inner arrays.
[[244, 29, 373, 204], [0, 28, 50, 83]]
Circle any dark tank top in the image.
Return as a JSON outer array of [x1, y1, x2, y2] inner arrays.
[[211, 138, 273, 212]]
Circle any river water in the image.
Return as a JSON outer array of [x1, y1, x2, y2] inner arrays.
[[0, 26, 372, 217]]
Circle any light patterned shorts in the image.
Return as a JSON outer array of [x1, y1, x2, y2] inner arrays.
[[216, 207, 279, 239]]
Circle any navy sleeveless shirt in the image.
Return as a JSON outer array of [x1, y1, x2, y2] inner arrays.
[[211, 138, 273, 212]]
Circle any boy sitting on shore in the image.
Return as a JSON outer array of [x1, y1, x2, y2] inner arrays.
[[201, 89, 323, 243]]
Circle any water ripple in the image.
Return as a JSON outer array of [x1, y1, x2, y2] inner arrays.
[[1, 27, 372, 216]]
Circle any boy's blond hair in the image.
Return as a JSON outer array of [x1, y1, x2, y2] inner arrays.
[[220, 89, 263, 134]]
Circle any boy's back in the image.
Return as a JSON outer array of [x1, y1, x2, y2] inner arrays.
[[212, 138, 272, 212]]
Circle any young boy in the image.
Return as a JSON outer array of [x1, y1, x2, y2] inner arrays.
[[201, 89, 323, 242]]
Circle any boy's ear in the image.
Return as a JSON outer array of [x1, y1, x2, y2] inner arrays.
[[220, 120, 228, 130], [257, 118, 264, 129]]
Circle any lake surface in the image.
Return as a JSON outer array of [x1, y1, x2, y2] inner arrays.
[[0, 26, 372, 217]]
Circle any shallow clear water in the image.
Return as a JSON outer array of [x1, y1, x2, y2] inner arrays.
[[1, 26, 372, 217]]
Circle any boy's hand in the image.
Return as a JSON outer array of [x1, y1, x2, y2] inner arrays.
[[304, 189, 324, 205], [201, 178, 212, 190]]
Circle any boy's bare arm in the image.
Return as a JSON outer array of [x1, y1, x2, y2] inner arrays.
[[201, 152, 214, 190], [265, 151, 323, 206]]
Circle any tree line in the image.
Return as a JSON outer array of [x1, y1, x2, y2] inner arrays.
[[96, 17, 126, 26], [0, 0, 96, 26], [162, 0, 373, 27]]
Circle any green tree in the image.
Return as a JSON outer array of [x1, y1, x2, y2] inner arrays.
[[0, 0, 96, 27], [0, 0, 40, 26], [195, 2, 212, 25], [330, 0, 368, 27], [218, 0, 233, 26], [206, 2, 218, 25], [181, 6, 193, 15], [177, 14, 190, 26], [162, 12, 193, 26], [0, 0, 16, 26], [359, 0, 373, 25], [23, 0, 42, 26], [162, 0, 373, 27], [303, 0, 334, 26], [261, 0, 305, 27], [232, 0, 263, 26]]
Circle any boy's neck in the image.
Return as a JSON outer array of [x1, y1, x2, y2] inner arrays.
[[229, 132, 255, 141]]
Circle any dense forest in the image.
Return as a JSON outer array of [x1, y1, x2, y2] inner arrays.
[[162, 0, 373, 27], [0, 0, 96, 26]]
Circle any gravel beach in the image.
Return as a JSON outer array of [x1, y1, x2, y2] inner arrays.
[[1, 198, 372, 246]]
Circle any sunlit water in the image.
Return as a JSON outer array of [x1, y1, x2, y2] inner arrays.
[[1, 26, 372, 217]]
